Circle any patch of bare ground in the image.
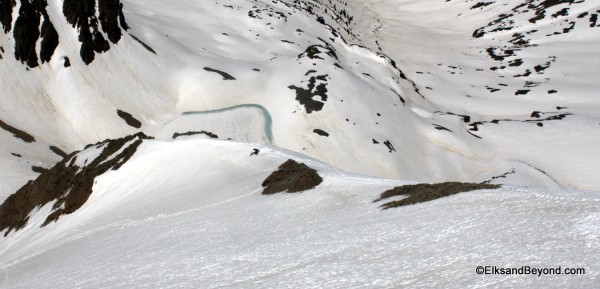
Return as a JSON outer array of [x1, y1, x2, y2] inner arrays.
[[0, 132, 149, 236], [374, 182, 500, 209], [262, 159, 323, 195]]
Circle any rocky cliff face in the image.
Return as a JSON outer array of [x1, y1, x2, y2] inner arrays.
[[0, 0, 128, 67]]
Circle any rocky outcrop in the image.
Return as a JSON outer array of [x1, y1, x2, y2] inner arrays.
[[0, 118, 36, 143], [12, 0, 58, 67], [262, 159, 323, 194], [172, 131, 218, 139], [63, 0, 128, 64], [374, 182, 500, 209], [39, 15, 59, 64], [0, 0, 15, 33], [0, 0, 128, 67], [116, 109, 142, 128], [0, 133, 149, 236], [98, 0, 128, 43]]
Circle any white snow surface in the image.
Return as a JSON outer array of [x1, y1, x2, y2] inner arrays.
[[1, 137, 599, 288], [0, 0, 599, 287]]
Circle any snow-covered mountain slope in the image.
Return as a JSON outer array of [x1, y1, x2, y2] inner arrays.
[[2, 0, 599, 197], [1, 0, 600, 287], [309, 0, 600, 189], [1, 136, 599, 288]]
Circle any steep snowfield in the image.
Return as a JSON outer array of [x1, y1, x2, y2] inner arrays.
[[1, 137, 599, 288], [1, 0, 600, 287]]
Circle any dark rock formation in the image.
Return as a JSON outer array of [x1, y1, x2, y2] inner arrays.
[[39, 16, 59, 64], [0, 119, 36, 143], [116, 109, 142, 128], [384, 140, 395, 153], [313, 129, 329, 137], [0, 133, 149, 236], [49, 145, 69, 158], [471, 2, 493, 9], [288, 74, 329, 113], [298, 45, 338, 61], [31, 166, 48, 174], [6, 0, 59, 67], [98, 0, 126, 43], [203, 67, 236, 80], [130, 34, 157, 54], [172, 131, 218, 139], [64, 0, 109, 64], [13, 0, 42, 67], [0, 0, 15, 33], [262, 159, 323, 195], [1, 0, 129, 67], [374, 182, 500, 209]]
